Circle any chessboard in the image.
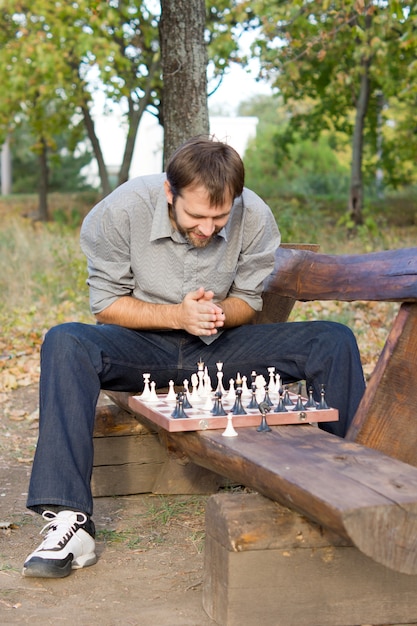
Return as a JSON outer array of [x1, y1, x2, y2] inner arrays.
[[128, 389, 339, 433]]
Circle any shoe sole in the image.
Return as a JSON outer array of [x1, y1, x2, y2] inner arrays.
[[22, 553, 97, 578]]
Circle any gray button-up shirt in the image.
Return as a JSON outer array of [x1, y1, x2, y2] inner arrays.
[[80, 174, 281, 343]]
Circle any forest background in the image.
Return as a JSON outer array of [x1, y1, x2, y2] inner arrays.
[[1, 0, 417, 400]]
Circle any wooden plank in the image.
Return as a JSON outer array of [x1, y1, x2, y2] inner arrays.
[[91, 461, 164, 497], [267, 246, 417, 302], [347, 302, 417, 466], [203, 493, 417, 626], [158, 425, 417, 574]]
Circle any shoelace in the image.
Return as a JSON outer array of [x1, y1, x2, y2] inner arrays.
[[38, 511, 88, 549]]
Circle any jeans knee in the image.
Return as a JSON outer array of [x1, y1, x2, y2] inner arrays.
[[42, 323, 87, 360]]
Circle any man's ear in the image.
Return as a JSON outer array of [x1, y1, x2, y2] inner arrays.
[[164, 180, 173, 204]]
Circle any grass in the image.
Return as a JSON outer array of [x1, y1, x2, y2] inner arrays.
[[95, 495, 207, 552]]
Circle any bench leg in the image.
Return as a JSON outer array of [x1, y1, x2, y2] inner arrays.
[[203, 492, 417, 626]]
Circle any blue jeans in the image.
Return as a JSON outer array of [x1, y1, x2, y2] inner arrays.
[[27, 321, 365, 515]]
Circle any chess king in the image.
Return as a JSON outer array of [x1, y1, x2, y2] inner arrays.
[[23, 135, 365, 578]]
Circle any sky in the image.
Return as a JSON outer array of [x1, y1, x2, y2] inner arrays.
[[208, 61, 272, 115]]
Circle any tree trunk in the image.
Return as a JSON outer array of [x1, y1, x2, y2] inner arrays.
[[37, 136, 50, 221], [82, 104, 112, 197], [159, 0, 209, 165], [348, 60, 371, 226]]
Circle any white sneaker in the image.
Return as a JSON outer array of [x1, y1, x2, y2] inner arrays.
[[22, 510, 97, 578]]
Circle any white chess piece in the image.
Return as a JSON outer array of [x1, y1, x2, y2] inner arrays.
[[222, 414, 238, 437], [241, 375, 251, 397], [166, 380, 176, 403], [148, 380, 159, 402], [226, 379, 236, 402], [141, 373, 151, 400]]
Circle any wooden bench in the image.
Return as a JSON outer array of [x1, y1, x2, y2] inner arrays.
[[94, 245, 417, 625]]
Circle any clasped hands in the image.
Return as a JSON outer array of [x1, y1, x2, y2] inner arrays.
[[180, 287, 225, 336]]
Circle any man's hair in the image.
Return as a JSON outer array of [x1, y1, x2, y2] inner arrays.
[[165, 135, 245, 206]]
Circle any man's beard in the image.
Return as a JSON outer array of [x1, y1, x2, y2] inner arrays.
[[169, 202, 218, 248]]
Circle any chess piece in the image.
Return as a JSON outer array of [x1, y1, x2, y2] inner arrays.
[[317, 384, 329, 409], [274, 388, 288, 413], [263, 385, 274, 407], [241, 375, 251, 397], [171, 392, 189, 419], [226, 378, 236, 402], [292, 382, 306, 411], [257, 401, 272, 432], [141, 373, 151, 400], [182, 379, 193, 408], [247, 382, 259, 409], [211, 391, 227, 416], [283, 385, 294, 406], [304, 385, 316, 408], [166, 380, 176, 403], [148, 380, 159, 402], [231, 384, 247, 415], [222, 414, 238, 437]]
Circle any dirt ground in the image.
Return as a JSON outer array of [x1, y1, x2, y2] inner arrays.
[[0, 384, 215, 626]]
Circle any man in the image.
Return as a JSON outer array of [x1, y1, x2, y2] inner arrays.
[[23, 136, 365, 578]]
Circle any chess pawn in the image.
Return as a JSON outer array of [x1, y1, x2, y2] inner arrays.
[[147, 380, 159, 402], [222, 414, 238, 437], [211, 391, 227, 416], [247, 382, 259, 409], [171, 392, 189, 419], [182, 379, 193, 408], [283, 385, 294, 406], [292, 381, 306, 411], [305, 385, 316, 408], [241, 375, 251, 397], [317, 384, 329, 410], [275, 388, 288, 413], [231, 386, 247, 415], [226, 379, 236, 402], [166, 380, 177, 403]]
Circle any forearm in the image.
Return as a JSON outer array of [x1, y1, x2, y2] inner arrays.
[[95, 296, 182, 330], [217, 296, 256, 327]]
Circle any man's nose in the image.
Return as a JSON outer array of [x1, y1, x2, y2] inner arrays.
[[199, 218, 215, 236]]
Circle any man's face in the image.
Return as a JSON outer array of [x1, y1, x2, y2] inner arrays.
[[164, 181, 232, 248]]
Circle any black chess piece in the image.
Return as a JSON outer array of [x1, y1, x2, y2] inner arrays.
[[293, 381, 306, 411], [211, 391, 227, 416], [231, 386, 247, 415], [283, 385, 294, 406], [171, 392, 189, 419], [304, 385, 316, 408], [274, 387, 288, 413], [263, 385, 274, 407], [317, 384, 329, 410], [247, 382, 259, 409], [182, 388, 192, 409], [257, 401, 272, 432]]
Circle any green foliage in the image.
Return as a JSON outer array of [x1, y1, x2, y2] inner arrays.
[[247, 0, 417, 216], [242, 95, 350, 201], [10, 122, 95, 194]]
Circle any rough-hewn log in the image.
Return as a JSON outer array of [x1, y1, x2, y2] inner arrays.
[[157, 424, 417, 575], [347, 301, 417, 465], [267, 246, 417, 302]]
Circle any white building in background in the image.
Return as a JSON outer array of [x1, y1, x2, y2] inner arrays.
[[82, 112, 258, 188]]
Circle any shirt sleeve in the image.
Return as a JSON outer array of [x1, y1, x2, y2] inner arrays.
[[227, 191, 281, 311], [80, 200, 135, 315]]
